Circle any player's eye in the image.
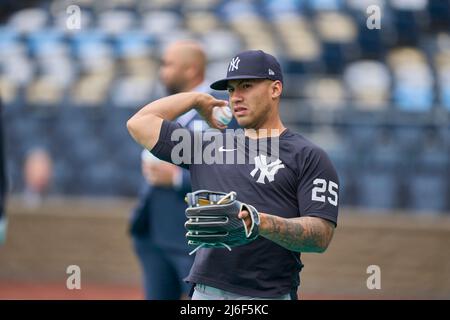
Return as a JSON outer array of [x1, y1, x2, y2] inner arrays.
[[242, 83, 252, 89], [227, 87, 234, 93]]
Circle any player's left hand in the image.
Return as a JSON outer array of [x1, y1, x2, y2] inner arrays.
[[184, 190, 260, 253], [238, 210, 252, 230]]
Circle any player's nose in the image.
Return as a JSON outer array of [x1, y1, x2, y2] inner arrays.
[[230, 91, 243, 103]]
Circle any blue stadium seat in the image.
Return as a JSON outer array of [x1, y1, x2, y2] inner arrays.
[[80, 162, 122, 196], [441, 83, 450, 110], [427, 0, 450, 30], [27, 29, 65, 56], [221, 1, 259, 19], [263, 0, 303, 14], [327, 145, 354, 206], [353, 11, 387, 59], [52, 160, 75, 194], [353, 136, 406, 209], [321, 42, 352, 74], [405, 145, 448, 211], [346, 125, 380, 152], [407, 174, 448, 212], [392, 10, 423, 46], [416, 147, 448, 172], [113, 31, 154, 58], [394, 84, 434, 111], [306, 0, 344, 11], [391, 126, 426, 153], [0, 26, 19, 44], [356, 171, 401, 209], [283, 55, 323, 74]]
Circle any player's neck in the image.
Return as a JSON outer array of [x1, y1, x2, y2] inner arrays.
[[245, 118, 286, 139]]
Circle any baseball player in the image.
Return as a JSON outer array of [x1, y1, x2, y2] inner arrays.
[[127, 50, 339, 300], [129, 40, 224, 300]]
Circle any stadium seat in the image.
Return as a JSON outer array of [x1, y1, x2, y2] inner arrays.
[[273, 13, 323, 74], [346, 0, 385, 12], [303, 77, 346, 109], [0, 42, 34, 87], [185, 11, 220, 35], [263, 0, 303, 14], [113, 30, 154, 58], [427, 0, 450, 31], [391, 9, 425, 46], [323, 141, 355, 206], [314, 12, 358, 73], [70, 29, 110, 58], [7, 8, 49, 33], [182, 0, 221, 11], [391, 126, 426, 154], [343, 60, 390, 110], [141, 10, 182, 35], [407, 174, 448, 212], [393, 82, 434, 111], [97, 10, 136, 35], [25, 76, 66, 106], [356, 171, 401, 209], [354, 137, 405, 209], [356, 22, 385, 59], [306, 0, 344, 11], [201, 30, 242, 61], [435, 49, 450, 110], [388, 48, 434, 111], [111, 76, 155, 108], [138, 0, 180, 12], [345, 125, 381, 153]]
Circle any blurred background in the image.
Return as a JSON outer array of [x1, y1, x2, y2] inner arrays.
[[1, 0, 450, 299]]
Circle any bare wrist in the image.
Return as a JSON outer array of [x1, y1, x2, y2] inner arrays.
[[258, 212, 269, 235], [193, 92, 207, 110]]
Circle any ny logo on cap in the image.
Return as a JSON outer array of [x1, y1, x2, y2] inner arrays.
[[228, 57, 240, 72]]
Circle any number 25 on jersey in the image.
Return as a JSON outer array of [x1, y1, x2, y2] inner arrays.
[[311, 178, 338, 206]]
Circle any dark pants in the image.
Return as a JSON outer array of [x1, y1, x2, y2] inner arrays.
[[133, 236, 194, 300]]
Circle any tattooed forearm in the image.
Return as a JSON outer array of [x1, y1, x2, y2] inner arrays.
[[258, 213, 335, 253]]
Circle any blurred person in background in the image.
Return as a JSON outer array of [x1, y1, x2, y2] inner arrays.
[[129, 40, 238, 300], [22, 147, 53, 208], [0, 98, 7, 244]]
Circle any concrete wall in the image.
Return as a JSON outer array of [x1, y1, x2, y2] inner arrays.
[[1, 197, 449, 299]]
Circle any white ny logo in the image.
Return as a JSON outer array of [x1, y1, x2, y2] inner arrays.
[[250, 155, 285, 184], [228, 57, 240, 72]]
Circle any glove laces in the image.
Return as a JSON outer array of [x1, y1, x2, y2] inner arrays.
[[189, 242, 232, 255]]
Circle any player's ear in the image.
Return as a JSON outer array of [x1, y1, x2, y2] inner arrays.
[[271, 80, 282, 99]]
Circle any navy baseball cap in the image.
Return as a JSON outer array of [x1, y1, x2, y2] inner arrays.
[[210, 50, 283, 90]]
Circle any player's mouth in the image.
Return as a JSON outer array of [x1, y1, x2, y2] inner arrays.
[[233, 105, 248, 117]]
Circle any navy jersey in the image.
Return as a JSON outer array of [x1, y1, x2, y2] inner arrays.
[[151, 120, 339, 297]]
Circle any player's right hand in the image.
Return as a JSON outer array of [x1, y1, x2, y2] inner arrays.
[[194, 93, 229, 130]]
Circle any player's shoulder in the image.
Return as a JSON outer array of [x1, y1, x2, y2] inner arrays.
[[281, 129, 337, 179], [281, 128, 328, 157]]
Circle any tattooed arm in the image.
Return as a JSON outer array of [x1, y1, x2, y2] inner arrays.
[[239, 211, 335, 253]]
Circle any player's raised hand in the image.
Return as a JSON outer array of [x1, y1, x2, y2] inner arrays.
[[194, 93, 229, 130]]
